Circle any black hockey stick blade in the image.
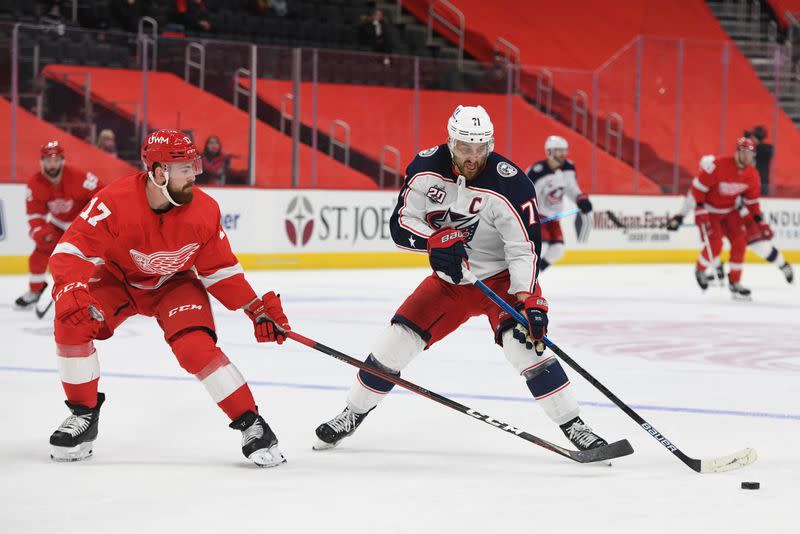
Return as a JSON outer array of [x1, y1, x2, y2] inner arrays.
[[572, 439, 634, 463], [287, 330, 632, 465], [605, 210, 627, 231], [35, 297, 54, 319]]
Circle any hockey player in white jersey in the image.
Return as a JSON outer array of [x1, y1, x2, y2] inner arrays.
[[314, 106, 615, 453], [667, 188, 794, 284], [525, 136, 593, 271]]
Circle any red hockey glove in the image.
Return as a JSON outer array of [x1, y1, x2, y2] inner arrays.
[[54, 281, 104, 333], [32, 223, 61, 247], [511, 295, 549, 356], [244, 291, 290, 344], [427, 227, 468, 284]]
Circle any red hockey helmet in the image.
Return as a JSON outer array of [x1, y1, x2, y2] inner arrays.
[[141, 129, 200, 170], [40, 140, 65, 159], [736, 136, 756, 152]]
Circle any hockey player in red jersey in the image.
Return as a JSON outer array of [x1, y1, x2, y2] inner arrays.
[[691, 137, 762, 298], [313, 106, 616, 453], [15, 141, 103, 309], [47, 129, 291, 467]]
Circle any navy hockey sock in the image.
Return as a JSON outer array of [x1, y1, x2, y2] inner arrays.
[[358, 354, 399, 393]]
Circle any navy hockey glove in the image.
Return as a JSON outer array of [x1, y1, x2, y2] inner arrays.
[[576, 194, 593, 214], [666, 214, 683, 231], [427, 227, 468, 284], [511, 295, 549, 356]]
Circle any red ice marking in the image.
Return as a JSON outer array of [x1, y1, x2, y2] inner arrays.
[[558, 321, 800, 372]]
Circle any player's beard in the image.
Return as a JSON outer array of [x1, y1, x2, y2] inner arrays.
[[456, 157, 487, 179], [43, 165, 63, 181], [167, 181, 194, 204]]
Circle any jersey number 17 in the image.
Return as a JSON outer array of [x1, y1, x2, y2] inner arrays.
[[79, 197, 112, 227]]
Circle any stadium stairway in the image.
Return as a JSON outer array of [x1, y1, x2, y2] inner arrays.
[[40, 65, 377, 189], [1, 97, 138, 182], [241, 78, 662, 194]]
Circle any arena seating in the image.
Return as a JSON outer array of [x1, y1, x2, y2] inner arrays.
[[41, 65, 377, 189], [402, 0, 800, 195], [242, 78, 662, 194], [765, 0, 800, 28], [0, 97, 138, 182]]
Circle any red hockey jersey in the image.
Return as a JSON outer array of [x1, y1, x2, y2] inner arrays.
[[690, 155, 761, 215], [26, 164, 102, 237], [49, 173, 257, 310]]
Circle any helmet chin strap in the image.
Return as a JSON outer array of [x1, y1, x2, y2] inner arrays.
[[147, 166, 183, 207]]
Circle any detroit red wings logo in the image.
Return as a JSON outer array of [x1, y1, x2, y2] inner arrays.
[[718, 182, 749, 196], [47, 198, 74, 214], [129, 243, 200, 275]]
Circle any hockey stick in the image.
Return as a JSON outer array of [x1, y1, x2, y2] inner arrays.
[[605, 210, 628, 230], [539, 208, 579, 224], [463, 270, 756, 473], [35, 293, 54, 319], [699, 223, 724, 287], [286, 330, 634, 464]]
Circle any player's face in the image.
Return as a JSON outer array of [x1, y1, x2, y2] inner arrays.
[[736, 148, 755, 167], [547, 148, 567, 167], [452, 140, 490, 179], [166, 160, 202, 204], [40, 156, 64, 181]]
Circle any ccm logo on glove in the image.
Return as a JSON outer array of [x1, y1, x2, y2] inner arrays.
[[54, 281, 88, 302]]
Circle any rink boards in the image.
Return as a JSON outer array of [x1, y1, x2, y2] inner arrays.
[[0, 184, 798, 273]]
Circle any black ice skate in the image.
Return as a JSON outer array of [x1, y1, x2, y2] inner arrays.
[[14, 283, 47, 309], [714, 263, 726, 285], [694, 269, 710, 291], [313, 406, 373, 450], [560, 416, 608, 451], [729, 282, 752, 300], [50, 392, 105, 462], [780, 262, 794, 284], [229, 410, 286, 467]]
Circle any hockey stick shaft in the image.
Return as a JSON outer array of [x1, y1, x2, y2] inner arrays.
[[539, 208, 579, 224], [464, 271, 720, 472], [699, 223, 723, 286], [287, 330, 604, 463]]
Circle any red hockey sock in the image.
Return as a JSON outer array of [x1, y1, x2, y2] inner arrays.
[[217, 384, 257, 421]]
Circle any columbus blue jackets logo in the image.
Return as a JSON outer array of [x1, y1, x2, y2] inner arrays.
[[497, 162, 518, 177], [418, 146, 439, 157], [425, 209, 480, 244]]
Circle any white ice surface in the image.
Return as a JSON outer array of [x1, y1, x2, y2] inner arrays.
[[0, 264, 798, 533]]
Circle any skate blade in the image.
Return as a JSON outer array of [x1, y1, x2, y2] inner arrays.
[[312, 437, 339, 451], [248, 445, 286, 468], [50, 442, 93, 462], [731, 293, 753, 302]]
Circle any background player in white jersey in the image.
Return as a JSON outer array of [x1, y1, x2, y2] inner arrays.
[[667, 188, 793, 284], [313, 106, 617, 453], [525, 136, 593, 271]]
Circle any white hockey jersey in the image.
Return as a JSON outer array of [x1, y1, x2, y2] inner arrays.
[[389, 144, 541, 295], [525, 159, 584, 218]]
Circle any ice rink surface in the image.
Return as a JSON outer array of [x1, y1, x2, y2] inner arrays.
[[1, 264, 798, 533]]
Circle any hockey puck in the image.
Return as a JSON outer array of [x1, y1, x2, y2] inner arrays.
[[741, 482, 760, 490]]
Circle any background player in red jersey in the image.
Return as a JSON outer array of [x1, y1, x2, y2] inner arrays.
[[14, 141, 103, 309], [691, 137, 762, 299], [47, 129, 291, 467]]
